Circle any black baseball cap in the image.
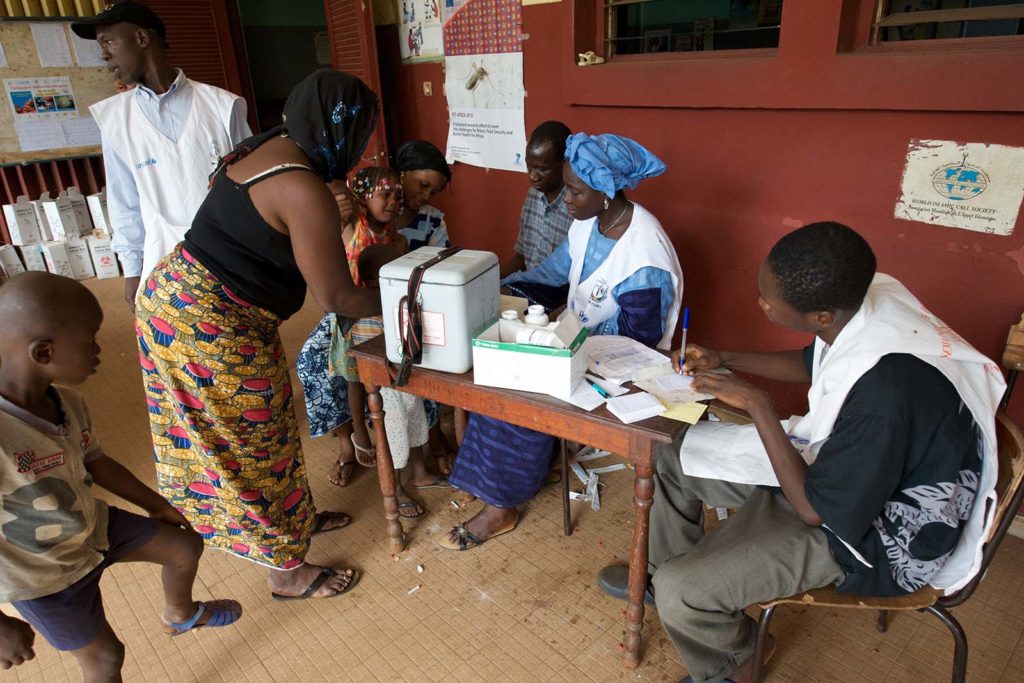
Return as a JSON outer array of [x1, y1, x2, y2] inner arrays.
[[70, 1, 166, 41]]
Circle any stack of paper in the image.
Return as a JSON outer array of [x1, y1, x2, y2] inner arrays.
[[605, 392, 666, 424]]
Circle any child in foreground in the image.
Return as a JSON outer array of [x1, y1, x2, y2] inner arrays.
[[0, 272, 240, 680]]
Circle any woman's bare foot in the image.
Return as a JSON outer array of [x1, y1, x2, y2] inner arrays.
[[451, 504, 518, 543], [267, 564, 358, 599]]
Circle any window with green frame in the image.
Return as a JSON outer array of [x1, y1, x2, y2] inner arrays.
[[604, 0, 784, 57]]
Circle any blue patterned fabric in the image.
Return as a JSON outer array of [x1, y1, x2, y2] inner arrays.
[[399, 205, 449, 251], [448, 416, 557, 508], [295, 315, 350, 437]]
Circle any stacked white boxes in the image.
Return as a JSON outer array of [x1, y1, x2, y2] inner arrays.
[[3, 187, 115, 281]]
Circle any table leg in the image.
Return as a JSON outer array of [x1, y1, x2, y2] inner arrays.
[[561, 440, 571, 536], [454, 407, 468, 446], [623, 450, 654, 669], [365, 383, 405, 553]]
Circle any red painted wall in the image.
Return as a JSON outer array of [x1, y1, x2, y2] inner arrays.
[[377, 3, 1024, 421]]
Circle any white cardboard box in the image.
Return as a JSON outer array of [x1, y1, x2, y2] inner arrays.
[[42, 192, 84, 242], [65, 239, 95, 280], [0, 244, 26, 278], [86, 234, 119, 279], [379, 246, 500, 374], [2, 195, 42, 245], [17, 244, 47, 272], [86, 190, 111, 235], [472, 315, 588, 401], [66, 188, 94, 235], [41, 241, 75, 279], [30, 193, 53, 242]]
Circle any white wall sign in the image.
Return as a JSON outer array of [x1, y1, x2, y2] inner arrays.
[[895, 139, 1024, 236]]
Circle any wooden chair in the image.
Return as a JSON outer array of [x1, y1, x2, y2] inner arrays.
[[751, 412, 1024, 683]]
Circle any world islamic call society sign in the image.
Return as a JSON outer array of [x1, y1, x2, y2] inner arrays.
[[895, 139, 1024, 236]]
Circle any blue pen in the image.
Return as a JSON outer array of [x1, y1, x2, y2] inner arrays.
[[678, 307, 690, 371], [587, 379, 610, 399]]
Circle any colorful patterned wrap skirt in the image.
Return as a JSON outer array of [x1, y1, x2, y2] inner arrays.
[[135, 246, 314, 569]]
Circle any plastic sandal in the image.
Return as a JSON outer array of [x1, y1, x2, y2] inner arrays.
[[271, 568, 360, 601], [350, 433, 376, 467], [162, 599, 242, 636]]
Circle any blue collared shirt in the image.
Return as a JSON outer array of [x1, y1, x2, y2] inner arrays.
[[103, 70, 251, 277], [513, 185, 574, 272]]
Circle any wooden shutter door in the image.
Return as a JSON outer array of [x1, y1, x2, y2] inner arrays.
[[144, 0, 255, 127], [323, 0, 389, 167]]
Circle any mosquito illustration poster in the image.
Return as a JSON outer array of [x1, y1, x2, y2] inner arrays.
[[442, 0, 526, 173]]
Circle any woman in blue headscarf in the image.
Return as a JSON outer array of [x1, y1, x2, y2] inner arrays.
[[439, 133, 683, 551]]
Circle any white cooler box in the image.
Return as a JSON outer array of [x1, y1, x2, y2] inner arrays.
[[379, 246, 499, 373]]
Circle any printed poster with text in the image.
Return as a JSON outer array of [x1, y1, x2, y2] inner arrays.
[[443, 0, 526, 173], [895, 139, 1024, 236]]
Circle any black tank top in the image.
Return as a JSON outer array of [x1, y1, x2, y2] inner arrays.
[[183, 164, 314, 320]]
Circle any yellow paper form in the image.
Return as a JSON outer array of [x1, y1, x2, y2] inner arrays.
[[659, 401, 707, 424]]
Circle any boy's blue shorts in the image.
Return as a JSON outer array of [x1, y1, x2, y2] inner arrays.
[[12, 507, 159, 651]]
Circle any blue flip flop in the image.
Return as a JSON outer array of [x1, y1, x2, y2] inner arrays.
[[162, 599, 242, 636]]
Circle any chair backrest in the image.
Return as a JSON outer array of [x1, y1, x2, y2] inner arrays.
[[942, 411, 1024, 607]]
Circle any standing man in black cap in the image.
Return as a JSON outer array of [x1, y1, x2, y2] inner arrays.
[[72, 1, 251, 310]]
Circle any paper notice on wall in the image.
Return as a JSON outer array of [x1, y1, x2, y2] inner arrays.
[[15, 116, 100, 153], [0, 39, 8, 69], [6, 76, 78, 120], [31, 23, 72, 68], [70, 30, 106, 67], [895, 139, 1024, 236], [398, 0, 444, 62], [443, 0, 526, 172]]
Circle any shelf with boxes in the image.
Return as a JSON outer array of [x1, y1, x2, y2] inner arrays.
[[0, 186, 116, 281]]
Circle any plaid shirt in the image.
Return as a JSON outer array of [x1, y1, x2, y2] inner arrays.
[[514, 185, 574, 271]]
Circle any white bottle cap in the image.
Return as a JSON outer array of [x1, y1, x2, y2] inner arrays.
[[501, 309, 519, 320]]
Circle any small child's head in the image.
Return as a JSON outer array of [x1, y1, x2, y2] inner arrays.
[[357, 244, 402, 290], [0, 272, 103, 386], [352, 166, 403, 226]]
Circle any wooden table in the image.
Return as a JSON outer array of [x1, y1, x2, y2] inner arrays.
[[351, 336, 687, 669]]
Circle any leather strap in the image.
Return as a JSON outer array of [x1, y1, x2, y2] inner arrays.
[[393, 247, 463, 386]]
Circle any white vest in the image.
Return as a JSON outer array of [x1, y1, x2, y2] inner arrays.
[[680, 274, 1005, 594], [91, 80, 240, 279], [566, 203, 683, 349]]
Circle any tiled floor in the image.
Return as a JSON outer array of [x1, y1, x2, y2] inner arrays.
[[5, 277, 1024, 682]]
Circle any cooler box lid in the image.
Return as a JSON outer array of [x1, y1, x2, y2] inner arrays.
[[378, 246, 497, 286]]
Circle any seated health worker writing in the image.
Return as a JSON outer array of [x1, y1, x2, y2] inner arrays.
[[440, 132, 684, 551], [599, 222, 1005, 683]]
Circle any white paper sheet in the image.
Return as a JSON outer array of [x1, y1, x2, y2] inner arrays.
[[70, 30, 106, 67], [584, 335, 667, 382], [0, 39, 8, 69], [584, 373, 629, 397], [31, 23, 72, 68], [605, 391, 666, 424], [62, 116, 101, 147], [562, 381, 605, 411], [14, 119, 64, 152], [678, 420, 814, 487]]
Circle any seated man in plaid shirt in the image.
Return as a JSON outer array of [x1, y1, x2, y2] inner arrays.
[[500, 121, 575, 277]]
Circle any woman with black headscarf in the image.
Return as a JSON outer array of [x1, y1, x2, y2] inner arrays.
[[135, 70, 380, 601], [395, 140, 452, 250]]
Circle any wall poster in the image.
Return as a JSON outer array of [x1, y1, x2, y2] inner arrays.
[[442, 0, 526, 173], [895, 139, 1024, 236], [398, 0, 444, 63]]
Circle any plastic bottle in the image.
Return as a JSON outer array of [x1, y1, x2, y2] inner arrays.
[[501, 309, 521, 321], [524, 304, 549, 327], [515, 327, 563, 348]]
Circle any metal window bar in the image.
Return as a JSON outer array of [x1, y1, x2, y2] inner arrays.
[[871, 1, 1024, 44]]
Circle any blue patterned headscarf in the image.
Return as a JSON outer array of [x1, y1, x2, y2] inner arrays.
[[564, 133, 666, 198]]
